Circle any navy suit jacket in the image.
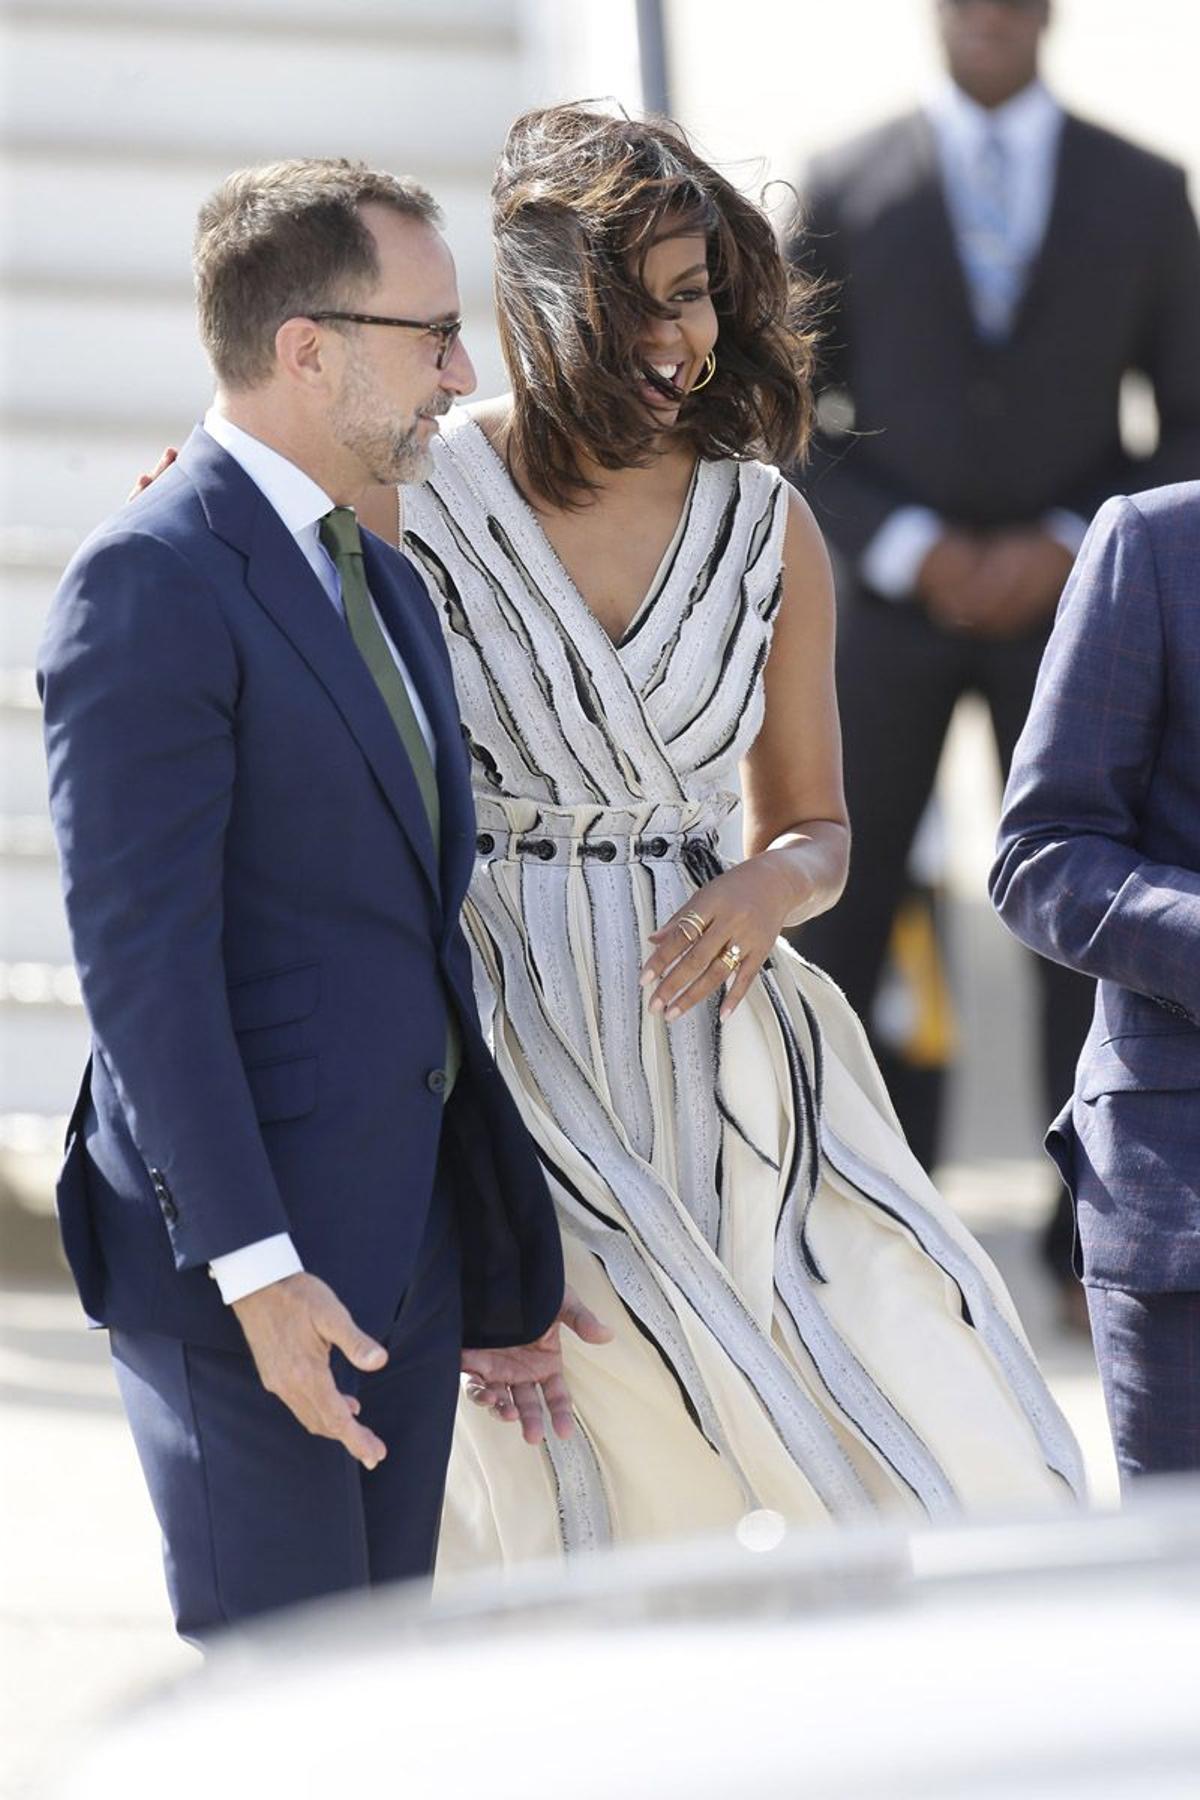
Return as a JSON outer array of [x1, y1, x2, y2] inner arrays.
[[38, 426, 563, 1351], [991, 483, 1200, 1289]]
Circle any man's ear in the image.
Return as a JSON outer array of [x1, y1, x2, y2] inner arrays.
[[275, 316, 330, 387]]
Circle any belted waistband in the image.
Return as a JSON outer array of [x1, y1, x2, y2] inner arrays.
[[473, 825, 718, 868], [470, 795, 735, 876]]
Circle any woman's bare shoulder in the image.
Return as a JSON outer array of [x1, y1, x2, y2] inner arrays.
[[462, 394, 515, 450]]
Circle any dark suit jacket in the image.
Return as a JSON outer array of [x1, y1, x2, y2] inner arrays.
[[991, 483, 1200, 1290], [38, 427, 564, 1351], [795, 108, 1200, 568]]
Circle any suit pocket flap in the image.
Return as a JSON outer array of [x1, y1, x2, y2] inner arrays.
[[227, 962, 320, 1034], [1078, 1030, 1200, 1100], [245, 1055, 318, 1123]]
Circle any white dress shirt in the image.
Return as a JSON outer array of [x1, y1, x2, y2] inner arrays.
[[861, 80, 1087, 601], [202, 407, 436, 1305]]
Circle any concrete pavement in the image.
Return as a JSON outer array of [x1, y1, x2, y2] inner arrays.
[[0, 1159, 1118, 1800]]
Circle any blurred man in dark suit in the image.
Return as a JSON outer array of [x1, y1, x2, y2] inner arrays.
[[793, 0, 1200, 1320]]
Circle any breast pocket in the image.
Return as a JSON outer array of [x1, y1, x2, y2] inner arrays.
[[1078, 1029, 1200, 1102], [227, 961, 321, 1123]]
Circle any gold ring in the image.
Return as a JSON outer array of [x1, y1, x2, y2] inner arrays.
[[720, 942, 744, 974], [678, 911, 708, 944]]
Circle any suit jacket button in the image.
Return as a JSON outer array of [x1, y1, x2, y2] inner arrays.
[[596, 840, 617, 863], [476, 832, 496, 856], [426, 1068, 448, 1094]]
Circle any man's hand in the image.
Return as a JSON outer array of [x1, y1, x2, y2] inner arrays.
[[461, 1287, 613, 1446], [232, 1272, 388, 1469], [127, 446, 178, 502], [915, 531, 986, 628], [917, 528, 1073, 638], [964, 529, 1075, 638]]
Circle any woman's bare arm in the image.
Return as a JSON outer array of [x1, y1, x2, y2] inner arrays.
[[739, 484, 849, 929], [641, 486, 850, 1021]]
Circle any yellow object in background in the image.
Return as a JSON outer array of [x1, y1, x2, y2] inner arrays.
[[882, 890, 959, 1071]]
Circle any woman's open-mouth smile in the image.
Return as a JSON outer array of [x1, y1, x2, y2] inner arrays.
[[638, 360, 686, 406]]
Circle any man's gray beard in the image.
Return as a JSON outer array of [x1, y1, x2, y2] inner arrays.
[[337, 414, 431, 486], [382, 430, 433, 486], [331, 355, 435, 486]]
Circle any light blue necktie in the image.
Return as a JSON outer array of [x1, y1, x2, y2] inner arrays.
[[961, 128, 1020, 341]]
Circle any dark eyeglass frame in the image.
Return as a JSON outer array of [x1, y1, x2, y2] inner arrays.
[[308, 310, 463, 369]]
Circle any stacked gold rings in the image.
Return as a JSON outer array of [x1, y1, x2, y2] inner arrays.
[[720, 942, 744, 974], [677, 911, 708, 946]]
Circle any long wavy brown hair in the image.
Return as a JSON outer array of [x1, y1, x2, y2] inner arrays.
[[491, 103, 818, 508]]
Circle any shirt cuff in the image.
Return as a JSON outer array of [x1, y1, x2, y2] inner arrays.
[[209, 1233, 304, 1305], [860, 507, 946, 601], [1042, 508, 1089, 559]]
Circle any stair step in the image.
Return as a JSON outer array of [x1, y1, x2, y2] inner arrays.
[[20, 1, 520, 42], [1, 561, 60, 669], [2, 855, 72, 964], [6, 154, 496, 308], [0, 961, 82, 1007], [1, 309, 504, 532], [6, 16, 522, 169], [0, 816, 56, 856], [0, 982, 89, 1117], [2, 292, 504, 447], [0, 1111, 68, 1157], [0, 695, 49, 818], [0, 1111, 66, 1216]]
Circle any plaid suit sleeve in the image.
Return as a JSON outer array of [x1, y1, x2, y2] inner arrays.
[[991, 493, 1200, 1023]]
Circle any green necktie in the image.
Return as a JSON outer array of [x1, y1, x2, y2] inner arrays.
[[320, 506, 440, 841], [319, 505, 459, 1093]]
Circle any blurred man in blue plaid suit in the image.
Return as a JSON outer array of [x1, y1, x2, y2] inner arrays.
[[993, 484, 1200, 1484]]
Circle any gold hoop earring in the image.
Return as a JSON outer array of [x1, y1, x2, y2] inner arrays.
[[690, 351, 717, 393]]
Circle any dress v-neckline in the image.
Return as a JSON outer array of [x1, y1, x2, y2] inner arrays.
[[460, 413, 702, 652]]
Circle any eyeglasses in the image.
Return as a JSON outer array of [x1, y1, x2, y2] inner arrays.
[[308, 311, 463, 369]]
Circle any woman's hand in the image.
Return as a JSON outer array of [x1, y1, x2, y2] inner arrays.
[[127, 446, 178, 502], [641, 850, 808, 1024], [462, 1287, 613, 1446]]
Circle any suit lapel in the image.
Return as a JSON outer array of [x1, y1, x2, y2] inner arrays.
[[364, 533, 476, 914], [1009, 114, 1085, 341], [179, 428, 442, 903], [911, 106, 1086, 350], [905, 112, 980, 346]]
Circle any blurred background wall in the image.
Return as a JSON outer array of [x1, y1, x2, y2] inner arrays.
[[1, 0, 1197, 1214], [668, 0, 1200, 184]]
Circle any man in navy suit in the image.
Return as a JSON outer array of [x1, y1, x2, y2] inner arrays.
[[992, 485, 1200, 1483], [38, 160, 589, 1639]]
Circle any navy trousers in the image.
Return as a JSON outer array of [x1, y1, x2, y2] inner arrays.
[[798, 594, 1095, 1279], [1085, 1287, 1200, 1488], [111, 1184, 462, 1644]]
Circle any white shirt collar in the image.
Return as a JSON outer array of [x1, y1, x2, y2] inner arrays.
[[203, 406, 335, 540], [927, 76, 1061, 158]]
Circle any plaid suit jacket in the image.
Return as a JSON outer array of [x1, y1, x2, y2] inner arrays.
[[992, 483, 1200, 1289]]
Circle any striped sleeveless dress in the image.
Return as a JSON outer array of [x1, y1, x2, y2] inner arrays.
[[404, 409, 1083, 1568]]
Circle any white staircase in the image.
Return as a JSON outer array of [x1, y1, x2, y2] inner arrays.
[[0, 0, 551, 1210]]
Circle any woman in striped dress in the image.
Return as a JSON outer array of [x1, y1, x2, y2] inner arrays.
[[397, 104, 1083, 1567]]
